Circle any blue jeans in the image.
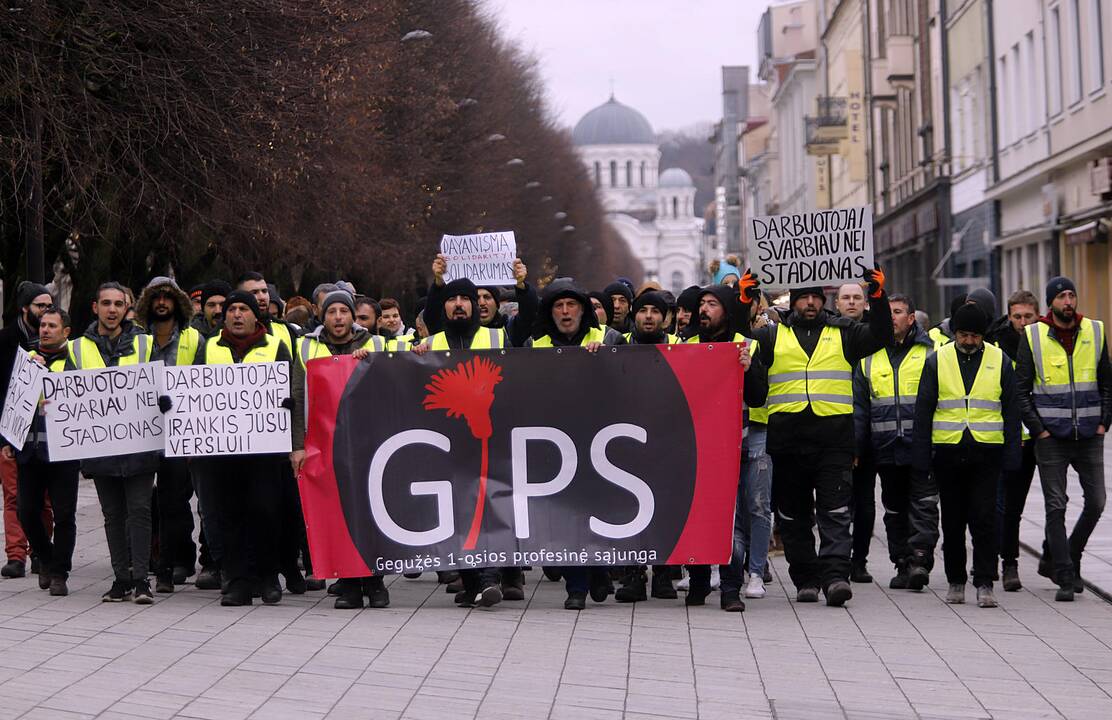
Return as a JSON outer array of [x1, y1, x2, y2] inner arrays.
[[739, 427, 773, 577]]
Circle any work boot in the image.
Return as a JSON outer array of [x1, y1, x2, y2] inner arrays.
[[796, 587, 820, 603], [1055, 584, 1076, 602], [454, 589, 473, 606], [615, 570, 647, 603], [589, 573, 612, 603], [564, 592, 586, 610], [333, 579, 363, 609], [305, 575, 326, 591], [260, 575, 282, 605], [720, 590, 745, 612], [907, 549, 931, 591], [685, 582, 711, 606], [475, 585, 503, 608], [651, 570, 677, 599], [155, 573, 175, 594], [328, 579, 345, 596], [37, 572, 51, 591], [221, 581, 253, 606], [945, 583, 965, 604], [436, 570, 460, 585], [976, 585, 998, 608], [501, 568, 525, 601], [194, 566, 221, 590], [1001, 563, 1022, 592], [744, 574, 766, 599], [445, 578, 464, 594], [763, 565, 773, 583], [850, 559, 872, 583], [30, 556, 40, 574], [543, 567, 563, 582], [283, 568, 307, 595], [49, 576, 69, 596], [172, 565, 194, 585], [1072, 555, 1085, 594], [364, 576, 390, 608], [1037, 553, 1054, 580], [1, 560, 25, 578], [889, 565, 910, 590], [402, 572, 422, 579], [824, 580, 852, 607]]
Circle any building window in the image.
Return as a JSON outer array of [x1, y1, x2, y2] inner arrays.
[[593, 161, 601, 185], [1049, 7, 1064, 114], [672, 197, 678, 217], [1090, 0, 1105, 91], [1012, 44, 1023, 138], [684, 196, 690, 216], [998, 54, 1010, 145], [609, 160, 617, 188], [1070, 0, 1084, 103], [640, 162, 646, 186], [1026, 33, 1040, 133], [625, 160, 633, 187]]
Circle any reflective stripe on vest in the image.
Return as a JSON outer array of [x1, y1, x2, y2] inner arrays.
[[767, 325, 852, 416], [862, 343, 928, 445], [427, 327, 505, 351], [386, 335, 414, 352], [205, 333, 282, 364], [532, 326, 608, 348], [298, 334, 385, 368], [1026, 318, 1104, 438], [931, 342, 1005, 444], [69, 333, 151, 369]]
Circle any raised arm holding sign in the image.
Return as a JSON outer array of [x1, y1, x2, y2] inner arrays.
[[439, 231, 517, 286]]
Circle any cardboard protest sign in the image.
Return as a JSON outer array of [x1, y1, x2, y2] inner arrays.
[[0, 347, 47, 450], [42, 362, 164, 461], [163, 362, 291, 457], [439, 231, 516, 285], [748, 206, 873, 289]]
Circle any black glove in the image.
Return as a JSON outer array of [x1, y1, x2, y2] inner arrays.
[[281, 396, 296, 411], [158, 395, 173, 414]]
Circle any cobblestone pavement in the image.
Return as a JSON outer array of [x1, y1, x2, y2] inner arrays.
[[1, 480, 1111, 720]]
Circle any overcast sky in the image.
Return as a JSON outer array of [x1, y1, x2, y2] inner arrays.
[[481, 0, 763, 133]]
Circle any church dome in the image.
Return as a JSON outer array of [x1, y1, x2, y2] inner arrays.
[[659, 167, 694, 187], [572, 96, 655, 146]]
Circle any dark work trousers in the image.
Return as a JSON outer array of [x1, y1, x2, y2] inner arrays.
[[877, 464, 912, 568], [851, 455, 877, 563], [191, 460, 223, 569], [16, 458, 79, 577], [155, 457, 196, 578], [996, 439, 1037, 567], [770, 449, 854, 590], [209, 454, 283, 593], [562, 566, 612, 594], [460, 567, 501, 595], [1035, 435, 1107, 584], [279, 463, 312, 576], [934, 448, 1000, 588], [92, 474, 155, 582]]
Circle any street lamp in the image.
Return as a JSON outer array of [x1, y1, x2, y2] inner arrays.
[[401, 30, 432, 42]]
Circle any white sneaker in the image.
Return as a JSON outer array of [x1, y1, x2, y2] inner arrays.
[[744, 573, 766, 599], [710, 566, 721, 590]]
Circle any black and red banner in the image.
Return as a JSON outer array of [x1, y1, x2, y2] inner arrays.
[[299, 344, 743, 577]]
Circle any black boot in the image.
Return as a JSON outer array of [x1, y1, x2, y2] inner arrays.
[[261, 575, 282, 605], [589, 571, 612, 603], [907, 549, 930, 591], [824, 580, 853, 607], [615, 569, 647, 603], [220, 580, 252, 607], [685, 582, 711, 606], [720, 590, 745, 612], [436, 570, 460, 584], [543, 566, 563, 582], [850, 558, 872, 583], [1072, 555, 1085, 594], [1, 560, 25, 578], [364, 576, 390, 608], [333, 579, 364, 609], [501, 568, 525, 601], [1001, 562, 1021, 592], [283, 568, 307, 595], [195, 566, 221, 590], [650, 569, 677, 599], [564, 591, 586, 610], [889, 563, 910, 590]]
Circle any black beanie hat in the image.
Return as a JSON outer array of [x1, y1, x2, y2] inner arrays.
[[952, 302, 989, 335], [632, 291, 670, 318], [223, 290, 262, 321], [948, 293, 968, 318], [588, 291, 614, 325], [443, 278, 480, 306], [603, 281, 634, 303], [201, 280, 233, 308], [16, 282, 50, 309], [789, 287, 825, 306], [677, 285, 702, 314], [1045, 276, 1077, 306]]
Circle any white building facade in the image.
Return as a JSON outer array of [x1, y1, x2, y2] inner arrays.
[[573, 96, 704, 294]]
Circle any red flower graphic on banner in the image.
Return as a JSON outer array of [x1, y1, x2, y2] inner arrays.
[[422, 357, 504, 550]]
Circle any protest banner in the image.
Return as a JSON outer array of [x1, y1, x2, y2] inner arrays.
[[748, 205, 874, 289], [162, 362, 291, 457], [439, 231, 516, 286], [0, 347, 47, 450], [42, 362, 164, 461], [300, 345, 743, 578]]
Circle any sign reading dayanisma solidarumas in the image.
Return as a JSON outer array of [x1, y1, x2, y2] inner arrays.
[[748, 206, 873, 289], [440, 231, 516, 285], [0, 347, 47, 450], [162, 362, 291, 457], [42, 363, 165, 461]]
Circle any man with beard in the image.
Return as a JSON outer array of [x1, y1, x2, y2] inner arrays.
[[71, 282, 159, 603], [912, 303, 1020, 608], [191, 291, 298, 606], [135, 277, 203, 593], [1016, 277, 1111, 601], [191, 280, 232, 337], [680, 284, 767, 612], [604, 281, 634, 333], [855, 293, 936, 592], [674, 285, 701, 339], [587, 291, 613, 328], [354, 296, 381, 333], [527, 279, 624, 609], [426, 254, 537, 347], [2, 306, 78, 595], [294, 291, 389, 609], [740, 268, 893, 607], [0, 282, 54, 579]]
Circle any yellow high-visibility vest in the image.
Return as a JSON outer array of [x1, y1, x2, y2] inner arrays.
[[204, 333, 281, 364], [69, 333, 152, 369], [1025, 318, 1104, 438], [532, 326, 608, 348], [767, 325, 852, 416], [298, 333, 385, 368], [385, 335, 414, 352], [625, 332, 681, 344], [426, 327, 506, 351], [861, 343, 929, 442], [931, 342, 1005, 444]]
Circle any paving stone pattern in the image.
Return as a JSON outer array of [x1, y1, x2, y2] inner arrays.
[[1, 476, 1111, 719]]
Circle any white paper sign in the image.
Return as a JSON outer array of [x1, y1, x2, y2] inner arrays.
[[162, 362, 291, 457], [0, 347, 47, 450], [440, 231, 516, 286], [42, 362, 165, 461], [748, 206, 874, 289]]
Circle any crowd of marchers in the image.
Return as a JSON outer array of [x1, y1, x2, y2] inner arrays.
[[0, 252, 1107, 613]]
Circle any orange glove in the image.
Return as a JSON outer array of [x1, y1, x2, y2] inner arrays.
[[865, 265, 886, 299], [738, 269, 760, 305]]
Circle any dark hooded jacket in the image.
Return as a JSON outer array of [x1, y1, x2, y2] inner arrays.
[[424, 279, 538, 347], [529, 279, 625, 347], [741, 292, 894, 454], [427, 278, 491, 349], [603, 281, 633, 333], [135, 276, 200, 366], [690, 285, 769, 415], [588, 291, 614, 327]]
